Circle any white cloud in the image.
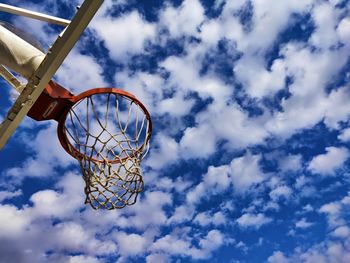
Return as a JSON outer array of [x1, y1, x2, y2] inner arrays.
[[0, 170, 119, 262], [114, 232, 148, 256], [53, 222, 90, 251], [159, 0, 205, 38], [194, 211, 227, 227], [236, 213, 272, 229], [337, 17, 350, 48], [30, 190, 65, 215], [341, 193, 350, 205], [186, 182, 206, 205], [121, 191, 173, 230], [186, 152, 266, 205], [269, 186, 292, 201], [320, 202, 342, 215], [308, 147, 349, 175], [329, 0, 343, 6], [68, 255, 102, 263], [319, 200, 346, 228], [268, 251, 290, 263], [52, 220, 117, 255], [332, 226, 350, 239], [278, 154, 302, 172], [294, 176, 309, 189], [269, 239, 350, 263], [186, 165, 230, 204], [222, 0, 312, 56], [0, 168, 125, 259], [150, 176, 191, 194], [152, 232, 190, 255], [212, 211, 227, 226], [151, 229, 225, 260], [214, 105, 269, 148], [295, 218, 314, 229], [266, 42, 350, 136], [146, 253, 168, 263], [194, 212, 212, 226], [199, 19, 222, 46], [309, 3, 338, 49], [338, 128, 350, 142], [235, 241, 248, 253], [55, 49, 107, 93], [234, 56, 286, 98], [230, 153, 265, 193], [3, 123, 76, 180], [145, 133, 180, 170], [179, 124, 218, 158], [158, 92, 195, 117], [263, 201, 280, 212], [115, 71, 164, 114], [239, 0, 313, 53], [167, 205, 194, 224], [29, 172, 85, 219], [324, 87, 350, 129], [193, 230, 225, 259], [302, 204, 314, 213], [199, 5, 244, 47], [0, 205, 29, 238], [0, 190, 22, 202], [93, 11, 156, 59], [161, 54, 231, 101]]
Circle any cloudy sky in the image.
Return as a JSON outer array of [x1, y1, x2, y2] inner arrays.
[[1, 0, 350, 262]]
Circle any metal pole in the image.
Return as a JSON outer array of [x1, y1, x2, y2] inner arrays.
[[0, 3, 70, 26]]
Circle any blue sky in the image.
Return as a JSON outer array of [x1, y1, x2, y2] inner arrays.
[[1, 0, 350, 262]]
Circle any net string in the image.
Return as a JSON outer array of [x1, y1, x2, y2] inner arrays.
[[64, 92, 150, 209]]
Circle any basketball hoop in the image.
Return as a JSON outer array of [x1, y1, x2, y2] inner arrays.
[[0, 1, 146, 210], [28, 81, 152, 210]]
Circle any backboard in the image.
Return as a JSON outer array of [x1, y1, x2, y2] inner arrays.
[[0, 0, 104, 149]]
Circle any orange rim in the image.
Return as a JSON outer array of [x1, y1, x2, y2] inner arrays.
[[57, 88, 152, 164]]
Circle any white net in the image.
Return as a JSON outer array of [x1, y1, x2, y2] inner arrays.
[[62, 91, 151, 209]]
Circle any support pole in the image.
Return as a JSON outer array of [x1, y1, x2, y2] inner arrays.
[[0, 3, 70, 26]]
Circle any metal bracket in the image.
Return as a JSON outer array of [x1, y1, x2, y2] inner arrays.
[[0, 65, 24, 93]]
